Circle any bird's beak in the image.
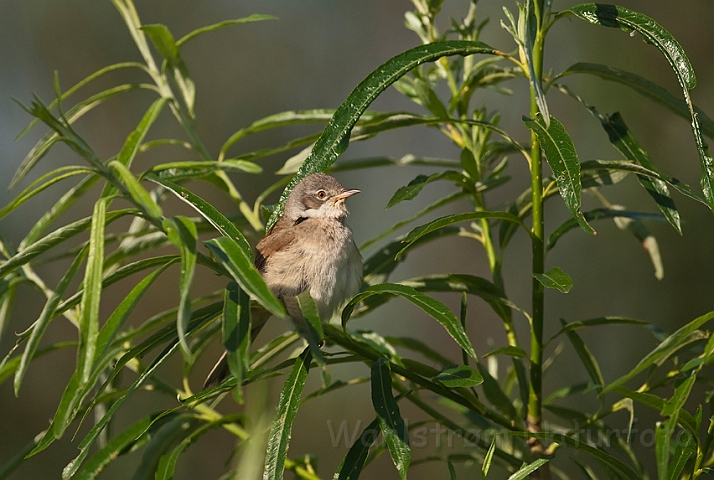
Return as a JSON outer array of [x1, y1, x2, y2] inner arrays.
[[334, 189, 360, 201]]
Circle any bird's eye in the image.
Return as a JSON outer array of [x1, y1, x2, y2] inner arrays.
[[316, 190, 327, 199]]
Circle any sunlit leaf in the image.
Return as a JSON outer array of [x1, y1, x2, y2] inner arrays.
[[533, 266, 573, 293]]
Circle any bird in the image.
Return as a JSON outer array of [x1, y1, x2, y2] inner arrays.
[[204, 173, 362, 388]]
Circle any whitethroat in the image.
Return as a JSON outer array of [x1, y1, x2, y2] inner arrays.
[[204, 173, 362, 387]]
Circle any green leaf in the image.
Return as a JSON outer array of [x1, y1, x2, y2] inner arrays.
[[0, 166, 96, 221], [384, 337, 453, 366], [163, 216, 198, 360], [12, 84, 151, 188], [148, 159, 262, 181], [60, 304, 222, 477], [109, 161, 163, 219], [554, 62, 714, 140], [524, 0, 550, 127], [398, 211, 528, 258], [334, 418, 380, 480], [148, 175, 252, 256], [0, 209, 133, 279], [435, 364, 484, 388], [482, 436, 497, 477], [567, 3, 714, 212], [205, 236, 285, 318], [547, 208, 665, 251], [560, 319, 604, 388], [175, 14, 276, 47], [524, 114, 594, 234], [223, 281, 251, 402], [612, 387, 697, 435], [533, 267, 573, 293], [293, 291, 326, 366], [73, 416, 153, 480], [484, 346, 528, 359], [343, 283, 477, 360], [76, 199, 107, 386], [370, 359, 410, 480], [263, 348, 312, 480], [14, 247, 87, 395], [507, 458, 551, 480], [95, 260, 176, 361], [548, 317, 648, 344], [267, 40, 498, 230], [606, 310, 714, 391], [118, 98, 167, 167], [386, 171, 468, 209], [667, 430, 695, 480]]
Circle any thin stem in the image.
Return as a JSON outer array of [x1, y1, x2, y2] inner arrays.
[[527, 7, 550, 480]]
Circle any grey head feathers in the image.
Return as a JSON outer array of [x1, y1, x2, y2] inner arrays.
[[283, 173, 359, 223]]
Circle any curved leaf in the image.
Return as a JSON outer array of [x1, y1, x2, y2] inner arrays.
[[386, 171, 468, 209], [533, 266, 572, 293], [205, 236, 285, 318], [524, 0, 549, 126], [267, 40, 499, 230], [435, 364, 484, 388], [560, 319, 604, 389], [606, 310, 714, 392], [163, 217, 198, 360], [263, 348, 312, 480], [398, 211, 528, 258], [548, 317, 648, 344], [148, 175, 251, 255], [343, 283, 477, 360], [334, 418, 380, 480], [507, 458, 551, 480], [554, 62, 714, 140], [14, 247, 87, 395], [547, 208, 665, 251], [371, 359, 410, 480], [175, 14, 276, 47], [109, 161, 163, 219], [524, 114, 594, 234], [567, 3, 714, 211]]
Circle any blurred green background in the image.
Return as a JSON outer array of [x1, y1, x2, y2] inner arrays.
[[1, 1, 713, 478]]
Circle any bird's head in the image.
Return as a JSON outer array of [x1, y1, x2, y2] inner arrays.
[[284, 173, 360, 222]]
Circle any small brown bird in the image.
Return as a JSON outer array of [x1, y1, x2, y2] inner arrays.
[[204, 173, 362, 387]]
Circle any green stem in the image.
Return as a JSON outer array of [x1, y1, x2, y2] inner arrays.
[[527, 10, 549, 480]]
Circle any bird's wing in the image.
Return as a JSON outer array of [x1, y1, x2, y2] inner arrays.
[[254, 222, 299, 271]]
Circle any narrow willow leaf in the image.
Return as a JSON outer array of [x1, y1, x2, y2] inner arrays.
[[148, 160, 262, 181], [398, 211, 528, 258], [508, 458, 551, 480], [293, 291, 326, 366], [547, 208, 665, 251], [386, 171, 468, 209], [117, 97, 167, 167], [514, 432, 640, 480], [148, 175, 251, 256], [596, 111, 680, 233], [163, 216, 198, 360], [384, 337, 453, 366], [263, 348, 312, 480], [524, 114, 594, 234], [0, 167, 95, 221], [667, 430, 695, 480], [560, 319, 604, 388], [154, 414, 245, 480], [334, 418, 380, 480], [371, 359, 410, 480], [482, 436, 497, 476], [580, 159, 706, 205], [109, 161, 163, 219], [343, 283, 477, 360], [61, 304, 222, 478], [14, 247, 87, 395], [363, 227, 461, 286], [555, 62, 714, 140], [484, 346, 528, 359], [223, 281, 251, 402], [548, 317, 648, 343], [606, 310, 714, 391], [656, 373, 696, 480], [95, 260, 175, 360], [612, 387, 697, 436], [205, 237, 285, 318], [76, 199, 107, 386], [524, 0, 549, 126], [267, 40, 498, 230], [0, 209, 133, 279], [73, 416, 154, 480], [175, 15, 276, 47], [567, 3, 714, 211], [476, 363, 520, 421], [533, 266, 573, 293], [435, 364, 484, 388], [12, 84, 151, 188]]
